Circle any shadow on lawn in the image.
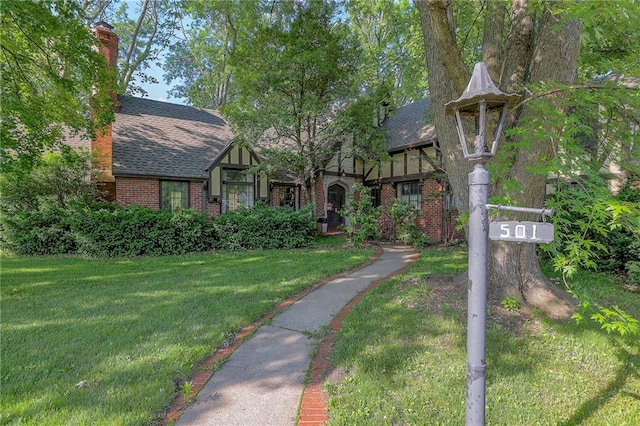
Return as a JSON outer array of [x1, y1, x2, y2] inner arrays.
[[558, 338, 639, 426], [327, 267, 639, 425], [0, 255, 313, 424]]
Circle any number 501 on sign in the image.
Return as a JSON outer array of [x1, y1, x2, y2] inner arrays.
[[489, 221, 554, 244]]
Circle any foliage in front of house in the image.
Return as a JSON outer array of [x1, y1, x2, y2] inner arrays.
[[341, 184, 430, 248], [542, 179, 640, 287], [387, 198, 429, 247], [1, 201, 316, 257], [0, 150, 316, 256], [210, 203, 316, 251], [340, 183, 382, 247]]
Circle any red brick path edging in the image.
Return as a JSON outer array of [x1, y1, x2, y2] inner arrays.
[[297, 246, 419, 425], [162, 245, 387, 424]]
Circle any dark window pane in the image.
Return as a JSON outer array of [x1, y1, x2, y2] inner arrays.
[[161, 181, 188, 213], [223, 169, 252, 182], [397, 181, 421, 209]]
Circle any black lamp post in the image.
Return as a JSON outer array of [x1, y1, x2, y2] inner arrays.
[[445, 62, 519, 426]]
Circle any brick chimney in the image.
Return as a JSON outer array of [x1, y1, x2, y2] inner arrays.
[[92, 21, 119, 199], [93, 21, 120, 107]]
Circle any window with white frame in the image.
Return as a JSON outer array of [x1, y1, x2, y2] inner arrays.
[[222, 169, 254, 212], [396, 181, 421, 209]]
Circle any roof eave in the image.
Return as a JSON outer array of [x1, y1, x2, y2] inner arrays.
[[387, 138, 438, 154], [113, 172, 207, 181]]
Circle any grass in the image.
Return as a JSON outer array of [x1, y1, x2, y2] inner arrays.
[[326, 247, 640, 425], [0, 241, 375, 425]]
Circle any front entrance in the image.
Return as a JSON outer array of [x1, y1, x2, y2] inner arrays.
[[327, 183, 346, 231]]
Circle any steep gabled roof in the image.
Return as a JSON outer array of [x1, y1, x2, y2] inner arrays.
[[383, 99, 437, 152], [112, 96, 234, 180]]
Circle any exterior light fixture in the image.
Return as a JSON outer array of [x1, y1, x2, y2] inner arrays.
[[445, 62, 519, 426], [445, 62, 519, 162]]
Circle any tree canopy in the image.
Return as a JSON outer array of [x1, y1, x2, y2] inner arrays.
[[221, 0, 361, 206], [0, 0, 114, 175], [79, 0, 182, 97], [164, 0, 259, 108]]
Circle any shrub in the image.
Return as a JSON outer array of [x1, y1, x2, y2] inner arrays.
[[0, 148, 104, 213], [1, 201, 316, 257], [387, 199, 429, 247], [213, 203, 315, 251], [69, 205, 215, 257], [340, 183, 382, 247], [542, 179, 640, 285], [1, 204, 76, 255]]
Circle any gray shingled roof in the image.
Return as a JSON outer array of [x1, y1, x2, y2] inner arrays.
[[67, 97, 435, 180], [112, 96, 234, 180], [383, 99, 437, 152]]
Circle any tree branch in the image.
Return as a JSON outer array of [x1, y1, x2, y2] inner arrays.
[[425, 0, 469, 94], [1, 44, 42, 95], [481, 0, 506, 82], [515, 83, 639, 110]]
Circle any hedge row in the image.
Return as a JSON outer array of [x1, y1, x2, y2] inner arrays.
[[1, 202, 316, 257]]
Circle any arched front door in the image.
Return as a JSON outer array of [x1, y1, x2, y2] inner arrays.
[[327, 183, 346, 231]]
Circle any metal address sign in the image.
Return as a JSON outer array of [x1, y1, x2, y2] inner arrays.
[[489, 221, 554, 243]]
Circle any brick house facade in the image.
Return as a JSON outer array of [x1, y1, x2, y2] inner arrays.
[[73, 22, 460, 243], [69, 22, 252, 217]]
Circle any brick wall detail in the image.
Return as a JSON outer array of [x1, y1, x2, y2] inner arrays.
[[314, 177, 325, 218], [190, 181, 203, 212], [375, 177, 449, 243], [116, 177, 159, 209], [93, 126, 114, 182], [116, 177, 221, 215]]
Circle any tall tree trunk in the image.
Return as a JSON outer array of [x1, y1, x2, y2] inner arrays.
[[481, 0, 506, 81], [415, 0, 578, 318], [488, 5, 581, 318], [415, 0, 472, 216]]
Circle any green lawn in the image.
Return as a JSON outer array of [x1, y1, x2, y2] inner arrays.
[[0, 240, 375, 425], [326, 248, 640, 425]]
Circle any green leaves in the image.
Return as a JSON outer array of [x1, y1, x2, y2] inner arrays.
[[0, 148, 103, 213], [2, 202, 317, 257], [543, 180, 640, 337], [1, 0, 114, 175], [563, 0, 640, 77], [341, 183, 383, 247], [164, 0, 258, 107], [572, 294, 639, 336], [346, 0, 427, 107], [545, 189, 625, 276]]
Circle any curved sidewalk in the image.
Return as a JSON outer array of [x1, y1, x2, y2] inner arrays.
[[172, 244, 418, 425]]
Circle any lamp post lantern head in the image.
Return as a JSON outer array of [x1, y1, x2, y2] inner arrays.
[[445, 62, 520, 162]]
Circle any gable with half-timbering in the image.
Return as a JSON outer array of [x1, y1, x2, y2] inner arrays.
[[207, 144, 269, 213]]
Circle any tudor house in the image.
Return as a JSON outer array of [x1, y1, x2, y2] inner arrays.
[[74, 22, 270, 217], [313, 99, 457, 242], [76, 22, 457, 243]]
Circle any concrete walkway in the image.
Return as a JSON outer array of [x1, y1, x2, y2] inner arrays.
[[174, 244, 417, 426]]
